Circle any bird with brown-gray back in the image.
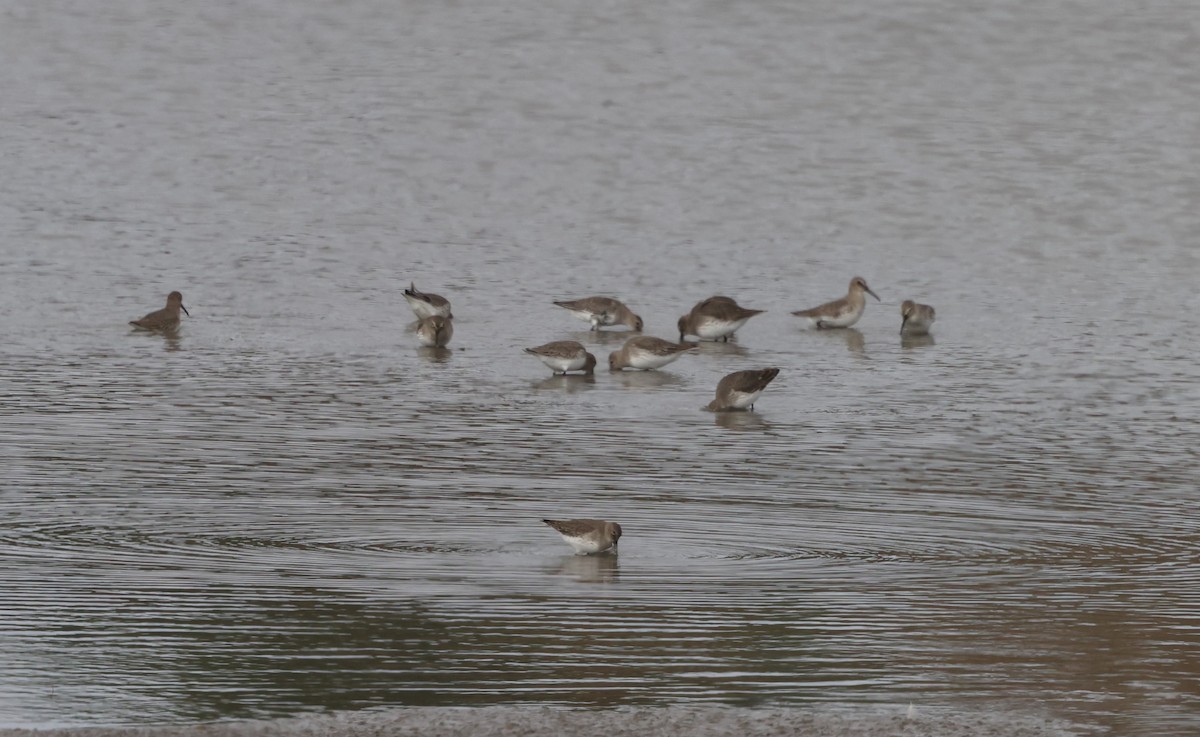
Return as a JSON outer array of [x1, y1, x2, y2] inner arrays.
[[542, 518, 622, 555], [900, 300, 936, 335], [608, 336, 697, 371], [706, 368, 780, 412], [130, 291, 189, 331], [404, 282, 452, 320], [524, 341, 597, 375], [678, 296, 765, 342], [553, 296, 643, 332], [791, 276, 880, 329]]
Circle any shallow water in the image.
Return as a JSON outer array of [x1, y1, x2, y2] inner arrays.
[[2, 0, 1199, 735], [0, 706, 1080, 737]]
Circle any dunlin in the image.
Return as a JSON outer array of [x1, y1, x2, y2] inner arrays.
[[524, 340, 597, 375], [403, 282, 453, 320], [706, 368, 780, 412], [791, 276, 880, 329], [416, 315, 453, 347], [900, 299, 936, 335], [553, 296, 643, 332], [608, 336, 697, 371], [542, 518, 622, 555], [677, 296, 765, 341], [129, 291, 189, 331]]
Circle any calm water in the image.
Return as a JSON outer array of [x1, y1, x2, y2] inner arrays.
[[2, 0, 1199, 735]]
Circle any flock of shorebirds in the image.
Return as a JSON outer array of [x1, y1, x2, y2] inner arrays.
[[129, 277, 935, 556]]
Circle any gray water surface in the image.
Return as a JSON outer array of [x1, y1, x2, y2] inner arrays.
[[2, 1, 1199, 736]]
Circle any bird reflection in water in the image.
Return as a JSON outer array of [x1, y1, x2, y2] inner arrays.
[[531, 374, 596, 392], [615, 371, 683, 389], [131, 326, 183, 352], [417, 346, 452, 363], [840, 327, 865, 355], [714, 411, 771, 431], [552, 553, 619, 584], [802, 326, 865, 355], [902, 334, 936, 349], [694, 339, 748, 357]]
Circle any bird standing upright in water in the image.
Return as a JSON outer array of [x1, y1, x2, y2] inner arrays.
[[130, 291, 189, 331], [791, 276, 880, 329]]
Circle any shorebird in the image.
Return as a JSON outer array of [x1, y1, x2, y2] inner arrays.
[[416, 315, 453, 347], [129, 291, 189, 331], [791, 276, 880, 329], [608, 336, 697, 371], [553, 296, 643, 332], [543, 518, 622, 555], [706, 368, 780, 412], [403, 282, 453, 320], [900, 300, 936, 335], [677, 296, 765, 341], [523, 340, 597, 375]]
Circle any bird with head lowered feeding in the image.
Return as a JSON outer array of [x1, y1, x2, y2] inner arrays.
[[403, 282, 452, 320], [706, 368, 780, 412], [553, 296, 643, 332], [523, 340, 597, 375], [900, 299, 936, 335], [543, 518, 622, 555], [677, 296, 765, 342]]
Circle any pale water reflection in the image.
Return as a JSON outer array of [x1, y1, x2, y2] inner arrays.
[[613, 370, 686, 389], [529, 375, 597, 392], [712, 412, 773, 432], [564, 330, 636, 347], [693, 340, 751, 357], [551, 554, 621, 585], [416, 346, 453, 364], [901, 334, 937, 350]]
